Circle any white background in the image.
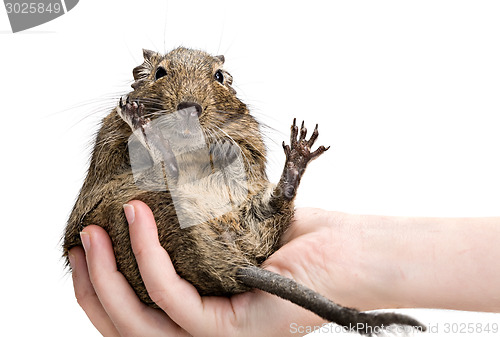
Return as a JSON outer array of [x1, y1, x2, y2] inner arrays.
[[1, 0, 499, 336]]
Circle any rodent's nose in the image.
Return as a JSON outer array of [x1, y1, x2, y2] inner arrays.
[[177, 102, 202, 118]]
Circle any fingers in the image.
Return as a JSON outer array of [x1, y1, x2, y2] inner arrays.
[[69, 246, 120, 337], [80, 225, 184, 336], [126, 200, 226, 336], [81, 224, 146, 334]]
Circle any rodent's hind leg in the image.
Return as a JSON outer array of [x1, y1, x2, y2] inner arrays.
[[279, 118, 330, 200]]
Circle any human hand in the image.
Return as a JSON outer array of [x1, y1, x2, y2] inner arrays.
[[68, 199, 500, 336], [68, 201, 339, 337]]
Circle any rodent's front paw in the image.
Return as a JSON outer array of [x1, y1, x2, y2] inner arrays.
[[282, 118, 329, 170], [279, 119, 329, 200], [119, 96, 149, 130]]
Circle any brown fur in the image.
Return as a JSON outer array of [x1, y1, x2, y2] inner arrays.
[[63, 47, 425, 334], [63, 47, 293, 303]]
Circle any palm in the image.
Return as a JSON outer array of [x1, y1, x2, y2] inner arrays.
[[70, 205, 334, 337], [206, 209, 335, 336]]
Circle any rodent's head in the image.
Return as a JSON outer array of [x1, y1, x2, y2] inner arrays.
[[127, 47, 248, 124], [112, 47, 264, 177]]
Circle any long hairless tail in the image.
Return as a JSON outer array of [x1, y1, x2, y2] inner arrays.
[[236, 265, 426, 336]]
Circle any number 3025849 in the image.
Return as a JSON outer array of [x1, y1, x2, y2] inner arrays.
[[5, 2, 62, 14], [443, 322, 499, 334]]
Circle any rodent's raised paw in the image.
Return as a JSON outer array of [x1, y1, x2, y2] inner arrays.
[[119, 96, 149, 130], [282, 118, 330, 168], [279, 119, 329, 200]]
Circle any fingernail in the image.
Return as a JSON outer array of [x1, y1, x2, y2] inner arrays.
[[80, 231, 90, 251], [123, 203, 135, 225]]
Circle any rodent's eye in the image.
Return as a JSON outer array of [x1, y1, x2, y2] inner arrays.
[[155, 67, 167, 81], [214, 70, 224, 84]]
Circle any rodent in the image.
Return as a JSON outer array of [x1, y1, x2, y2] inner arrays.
[[63, 47, 425, 335]]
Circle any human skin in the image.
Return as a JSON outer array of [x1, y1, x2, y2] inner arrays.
[[68, 200, 500, 337]]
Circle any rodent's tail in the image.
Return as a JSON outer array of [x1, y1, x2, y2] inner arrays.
[[236, 265, 426, 336]]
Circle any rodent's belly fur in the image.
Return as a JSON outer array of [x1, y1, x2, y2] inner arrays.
[[66, 170, 292, 306]]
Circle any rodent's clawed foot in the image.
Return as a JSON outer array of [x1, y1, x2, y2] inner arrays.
[[119, 96, 149, 130], [282, 118, 329, 169], [280, 119, 329, 200]]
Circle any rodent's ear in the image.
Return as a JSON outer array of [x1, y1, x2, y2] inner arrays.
[[133, 63, 151, 82], [215, 55, 225, 64], [132, 49, 159, 84], [143, 49, 156, 61]]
